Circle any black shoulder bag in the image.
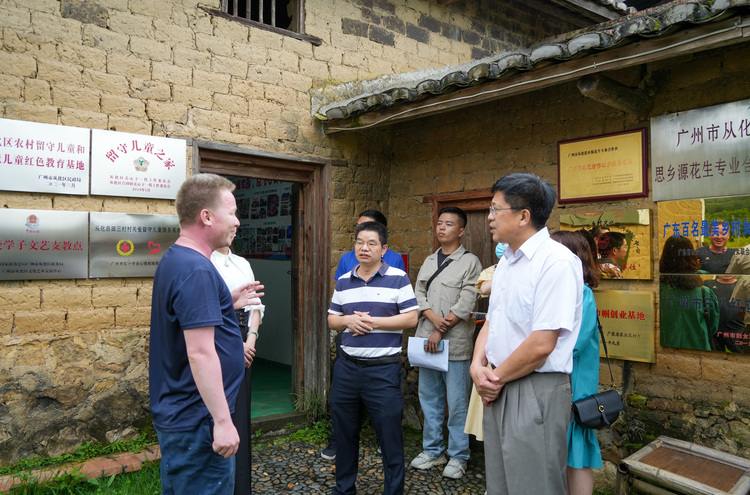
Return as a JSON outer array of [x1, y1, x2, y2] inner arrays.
[[571, 316, 624, 429], [424, 251, 466, 292]]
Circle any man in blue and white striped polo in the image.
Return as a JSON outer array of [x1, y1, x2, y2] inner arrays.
[[328, 220, 419, 495]]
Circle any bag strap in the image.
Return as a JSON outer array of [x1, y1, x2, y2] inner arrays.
[[425, 250, 466, 292], [597, 315, 616, 387]]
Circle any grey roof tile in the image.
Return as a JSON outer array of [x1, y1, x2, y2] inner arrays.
[[313, 0, 750, 122]]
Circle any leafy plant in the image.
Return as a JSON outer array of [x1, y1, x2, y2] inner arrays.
[[292, 390, 327, 423], [8, 467, 87, 494], [290, 419, 331, 445], [7, 462, 161, 495], [620, 416, 646, 455]]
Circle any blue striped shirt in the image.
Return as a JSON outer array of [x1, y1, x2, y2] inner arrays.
[[329, 262, 419, 358]]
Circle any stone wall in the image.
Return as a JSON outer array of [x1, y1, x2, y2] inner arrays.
[[0, 0, 565, 465], [3, 0, 746, 471]]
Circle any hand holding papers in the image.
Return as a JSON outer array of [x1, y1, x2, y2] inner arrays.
[[407, 337, 449, 372]]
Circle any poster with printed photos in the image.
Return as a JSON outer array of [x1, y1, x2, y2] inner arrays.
[[231, 178, 292, 259]]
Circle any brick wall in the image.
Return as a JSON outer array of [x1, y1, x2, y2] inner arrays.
[[332, 0, 571, 64]]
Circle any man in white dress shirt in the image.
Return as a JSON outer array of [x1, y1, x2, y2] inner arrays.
[[470, 173, 583, 495]]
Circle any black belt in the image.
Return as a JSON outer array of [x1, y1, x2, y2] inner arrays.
[[235, 310, 249, 340], [343, 352, 401, 367]]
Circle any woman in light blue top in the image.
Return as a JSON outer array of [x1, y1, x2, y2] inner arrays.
[[551, 230, 603, 495]]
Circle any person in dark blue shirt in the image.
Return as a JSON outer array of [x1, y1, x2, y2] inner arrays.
[[334, 209, 405, 281], [150, 173, 263, 495]]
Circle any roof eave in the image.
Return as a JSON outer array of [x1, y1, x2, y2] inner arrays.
[[321, 13, 750, 134]]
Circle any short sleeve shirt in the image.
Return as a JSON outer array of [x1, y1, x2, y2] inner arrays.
[[149, 245, 245, 431], [329, 262, 419, 358], [485, 228, 583, 374]]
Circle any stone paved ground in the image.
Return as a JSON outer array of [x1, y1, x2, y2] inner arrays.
[[252, 427, 486, 494]]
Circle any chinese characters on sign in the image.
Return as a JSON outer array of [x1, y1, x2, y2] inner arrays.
[[660, 218, 750, 240], [89, 212, 180, 278], [560, 209, 652, 280], [90, 129, 186, 199], [558, 128, 648, 203], [0, 209, 89, 280], [0, 118, 91, 195], [651, 99, 750, 201], [592, 290, 655, 363]]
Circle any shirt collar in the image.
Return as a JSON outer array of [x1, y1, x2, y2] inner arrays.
[[506, 227, 549, 263], [435, 245, 466, 259], [352, 261, 390, 280]]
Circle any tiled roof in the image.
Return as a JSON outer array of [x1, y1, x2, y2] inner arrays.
[[561, 0, 637, 18], [313, 0, 749, 123], [602, 0, 637, 15]]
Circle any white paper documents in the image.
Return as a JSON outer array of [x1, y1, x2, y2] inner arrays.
[[407, 337, 449, 372]]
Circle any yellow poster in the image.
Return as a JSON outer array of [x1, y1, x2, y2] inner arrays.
[[593, 290, 655, 363], [559, 129, 647, 203]]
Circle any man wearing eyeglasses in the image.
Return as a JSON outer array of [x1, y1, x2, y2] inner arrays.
[[470, 173, 583, 495], [328, 221, 419, 495], [322, 209, 405, 462], [334, 209, 406, 281]]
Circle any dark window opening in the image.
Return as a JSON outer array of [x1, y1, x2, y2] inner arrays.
[[223, 0, 296, 31]]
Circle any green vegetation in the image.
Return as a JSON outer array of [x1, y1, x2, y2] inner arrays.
[[289, 419, 331, 445], [292, 389, 328, 423], [705, 196, 750, 247], [6, 462, 160, 495], [0, 428, 158, 476]]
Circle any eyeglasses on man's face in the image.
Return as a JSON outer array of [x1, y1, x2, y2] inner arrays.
[[355, 239, 380, 249], [488, 205, 520, 217]]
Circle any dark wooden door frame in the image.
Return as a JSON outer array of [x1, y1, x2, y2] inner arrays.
[[195, 141, 336, 398]]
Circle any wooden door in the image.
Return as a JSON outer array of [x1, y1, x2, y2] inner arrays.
[[461, 209, 496, 270]]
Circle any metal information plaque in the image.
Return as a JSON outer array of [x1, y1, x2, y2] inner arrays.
[[651, 99, 750, 201], [0, 118, 91, 195], [90, 129, 186, 199], [89, 212, 180, 278], [0, 209, 89, 280]]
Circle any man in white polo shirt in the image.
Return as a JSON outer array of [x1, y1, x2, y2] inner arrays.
[[328, 221, 419, 495], [470, 173, 583, 495]]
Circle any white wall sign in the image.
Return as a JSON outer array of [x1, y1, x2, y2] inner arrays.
[[90, 129, 186, 199], [651, 99, 750, 201], [0, 209, 89, 280], [0, 118, 90, 195], [89, 212, 180, 278]]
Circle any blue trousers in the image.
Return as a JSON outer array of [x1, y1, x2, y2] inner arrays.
[[418, 360, 472, 461], [157, 417, 235, 495], [330, 358, 404, 495]]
